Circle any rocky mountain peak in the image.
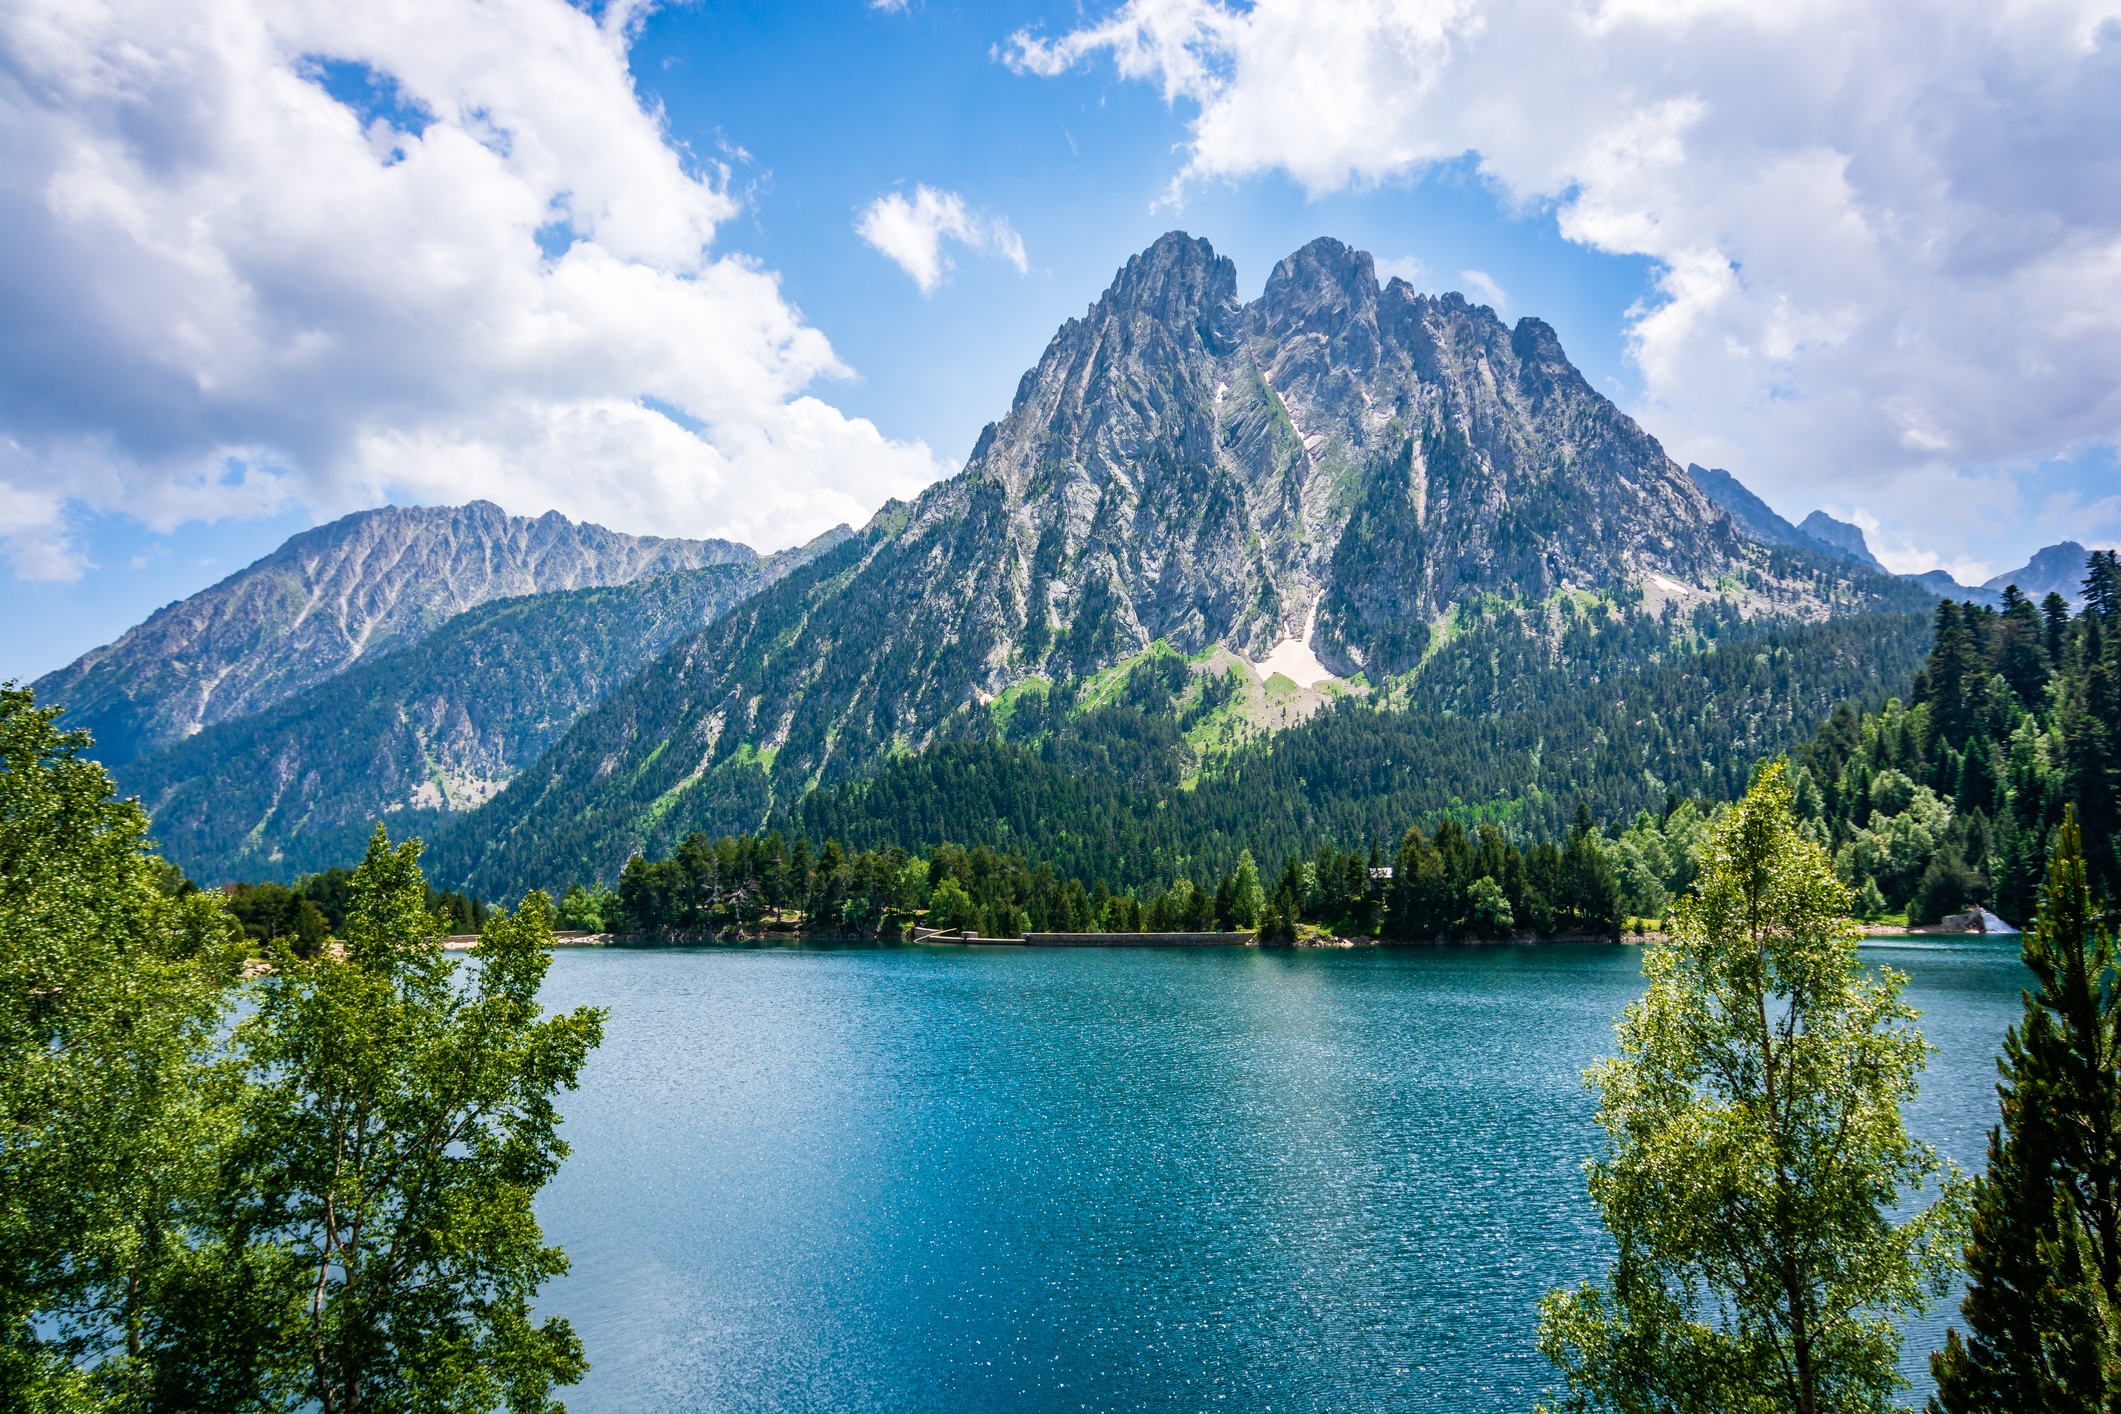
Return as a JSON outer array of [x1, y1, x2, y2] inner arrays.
[[1984, 540, 2093, 604], [1798, 511, 1887, 573], [975, 231, 1238, 504], [1255, 237, 1384, 373], [34, 502, 756, 764], [953, 231, 1777, 679], [1102, 230, 1242, 341]]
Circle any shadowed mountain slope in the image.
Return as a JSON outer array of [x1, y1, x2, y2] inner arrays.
[[119, 529, 847, 885], [34, 501, 753, 764]]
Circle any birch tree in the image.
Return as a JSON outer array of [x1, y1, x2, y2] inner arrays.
[[1539, 761, 1967, 1414]]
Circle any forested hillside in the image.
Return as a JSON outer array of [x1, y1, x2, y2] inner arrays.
[[426, 232, 1918, 898], [1785, 549, 2121, 923], [123, 535, 843, 885], [241, 555, 2119, 957], [785, 596, 1934, 897], [559, 551, 2119, 950]]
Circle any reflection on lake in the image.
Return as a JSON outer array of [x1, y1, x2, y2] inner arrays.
[[534, 939, 2023, 1412]]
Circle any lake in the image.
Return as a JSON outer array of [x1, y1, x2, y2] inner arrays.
[[534, 938, 2025, 1412]]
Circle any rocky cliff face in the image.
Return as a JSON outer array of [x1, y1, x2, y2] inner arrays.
[[967, 234, 1747, 677], [437, 232, 1863, 895], [1798, 511, 1888, 574], [33, 501, 753, 764]]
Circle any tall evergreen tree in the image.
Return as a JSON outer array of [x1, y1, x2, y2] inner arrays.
[[2086, 550, 2121, 623], [1924, 599, 1983, 752], [1932, 807, 2121, 1413], [2046, 592, 2074, 667]]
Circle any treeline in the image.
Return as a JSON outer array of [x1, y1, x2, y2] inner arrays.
[[579, 808, 1623, 943], [1786, 550, 2120, 924], [219, 866, 490, 956], [578, 832, 1269, 939], [0, 686, 601, 1411]]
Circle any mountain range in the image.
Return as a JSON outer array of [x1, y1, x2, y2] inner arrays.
[[1685, 464, 1889, 573], [1682, 463, 2091, 610], [116, 529, 847, 881], [33, 502, 752, 765], [24, 232, 2104, 896]]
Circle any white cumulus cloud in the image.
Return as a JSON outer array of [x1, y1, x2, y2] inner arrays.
[[1003, 0, 2121, 560], [0, 0, 947, 580], [856, 185, 1030, 295], [1458, 269, 1508, 310], [1373, 254, 1428, 286]]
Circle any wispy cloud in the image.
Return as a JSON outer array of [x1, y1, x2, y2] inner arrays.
[[1458, 270, 1508, 311], [856, 186, 1028, 295], [1374, 255, 1425, 287]]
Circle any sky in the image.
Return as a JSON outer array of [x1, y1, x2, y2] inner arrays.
[[4, 0, 2119, 682]]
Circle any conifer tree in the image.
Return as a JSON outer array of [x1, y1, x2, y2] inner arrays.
[[2086, 550, 2121, 622], [1231, 850, 1265, 929], [1931, 807, 2121, 1413]]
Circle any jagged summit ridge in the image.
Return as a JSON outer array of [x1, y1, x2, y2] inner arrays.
[[34, 501, 754, 764], [961, 231, 1742, 677]]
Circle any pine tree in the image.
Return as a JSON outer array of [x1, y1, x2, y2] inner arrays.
[[1932, 807, 2121, 1413], [2085, 550, 2121, 622], [1257, 883, 1299, 945], [1231, 850, 1265, 929], [1924, 599, 1983, 751], [2045, 592, 2073, 667]]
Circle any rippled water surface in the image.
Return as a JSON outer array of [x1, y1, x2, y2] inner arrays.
[[534, 939, 2025, 1412]]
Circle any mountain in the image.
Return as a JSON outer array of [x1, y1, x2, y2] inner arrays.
[[1683, 463, 1890, 571], [33, 501, 753, 765], [1984, 541, 2092, 604], [786, 606, 1937, 896], [120, 530, 848, 884], [1902, 570, 2004, 608], [1683, 463, 2022, 604], [1685, 464, 1819, 550], [427, 232, 1906, 897], [1798, 511, 1889, 574]]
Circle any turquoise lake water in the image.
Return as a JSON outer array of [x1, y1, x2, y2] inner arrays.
[[534, 938, 2026, 1412]]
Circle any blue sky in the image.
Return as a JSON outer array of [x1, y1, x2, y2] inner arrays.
[[5, 0, 2118, 681], [626, 2, 1657, 455]]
